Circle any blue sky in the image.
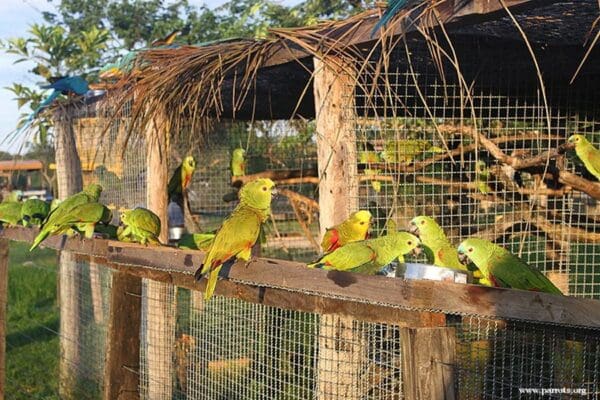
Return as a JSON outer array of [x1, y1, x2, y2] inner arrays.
[[0, 0, 296, 153]]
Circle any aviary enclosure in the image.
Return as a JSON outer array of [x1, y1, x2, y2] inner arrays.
[[2, 0, 600, 399]]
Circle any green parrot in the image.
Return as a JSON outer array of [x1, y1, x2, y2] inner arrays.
[[0, 202, 22, 226], [408, 216, 468, 271], [168, 156, 197, 203], [117, 207, 162, 245], [31, 183, 103, 251], [381, 139, 444, 165], [308, 231, 420, 275], [194, 178, 277, 301], [321, 210, 372, 253], [359, 142, 382, 193], [457, 238, 562, 294], [178, 232, 215, 251], [567, 134, 600, 180], [21, 199, 50, 227], [50, 199, 61, 212], [231, 148, 246, 177], [51, 203, 113, 239], [475, 160, 492, 194]]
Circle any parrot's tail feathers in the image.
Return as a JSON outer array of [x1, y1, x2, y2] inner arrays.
[[203, 267, 221, 301], [371, 0, 409, 36], [194, 265, 205, 281], [30, 229, 49, 251]]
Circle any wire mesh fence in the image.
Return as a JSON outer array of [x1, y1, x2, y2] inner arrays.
[[352, 38, 600, 299], [8, 251, 599, 399]]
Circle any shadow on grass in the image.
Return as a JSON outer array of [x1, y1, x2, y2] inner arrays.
[[6, 317, 60, 349]]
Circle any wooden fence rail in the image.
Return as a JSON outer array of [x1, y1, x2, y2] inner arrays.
[[2, 226, 600, 329]]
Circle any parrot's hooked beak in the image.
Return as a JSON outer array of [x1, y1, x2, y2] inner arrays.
[[457, 251, 470, 266], [410, 245, 423, 257], [407, 221, 420, 236], [271, 188, 279, 198]]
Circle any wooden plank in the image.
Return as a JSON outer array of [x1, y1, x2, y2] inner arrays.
[[1, 227, 599, 329], [400, 327, 457, 400], [104, 271, 142, 400], [313, 54, 362, 400], [144, 110, 175, 400], [0, 239, 8, 400]]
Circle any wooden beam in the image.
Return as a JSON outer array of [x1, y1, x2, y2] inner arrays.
[[0, 239, 8, 400], [400, 327, 457, 400], [144, 109, 175, 399], [104, 271, 142, 400], [1, 227, 599, 329]]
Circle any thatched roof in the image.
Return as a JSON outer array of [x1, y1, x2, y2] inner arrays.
[[90, 0, 598, 137]]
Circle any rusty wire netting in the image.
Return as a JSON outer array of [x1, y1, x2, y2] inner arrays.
[[167, 119, 320, 262], [13, 255, 597, 400], [352, 37, 600, 299]]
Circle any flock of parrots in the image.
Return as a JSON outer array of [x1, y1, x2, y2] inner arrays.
[[1, 133, 598, 300]]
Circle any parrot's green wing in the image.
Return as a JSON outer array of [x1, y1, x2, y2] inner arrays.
[[52, 203, 108, 226], [490, 251, 562, 294], [308, 242, 376, 272], [43, 192, 95, 226], [129, 208, 161, 235], [583, 146, 600, 176], [200, 207, 262, 274]]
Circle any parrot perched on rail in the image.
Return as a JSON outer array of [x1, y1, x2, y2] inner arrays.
[[168, 156, 196, 204], [381, 139, 443, 165], [308, 231, 420, 275], [231, 148, 246, 177], [117, 207, 162, 245], [408, 216, 468, 271], [49, 203, 112, 239], [30, 184, 103, 251], [567, 134, 600, 180], [178, 232, 215, 251], [20, 198, 50, 227], [0, 202, 22, 226], [457, 238, 563, 294], [321, 210, 372, 253], [194, 178, 277, 301], [359, 142, 382, 193]]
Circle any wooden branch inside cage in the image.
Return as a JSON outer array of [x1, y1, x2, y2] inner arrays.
[[231, 168, 318, 187]]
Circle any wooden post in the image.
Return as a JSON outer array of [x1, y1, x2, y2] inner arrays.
[[400, 327, 457, 400], [145, 111, 176, 399], [89, 262, 104, 323], [313, 56, 363, 400], [0, 239, 9, 400], [104, 271, 142, 400], [54, 112, 83, 399]]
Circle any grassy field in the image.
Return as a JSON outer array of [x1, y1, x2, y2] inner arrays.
[[6, 242, 59, 399]]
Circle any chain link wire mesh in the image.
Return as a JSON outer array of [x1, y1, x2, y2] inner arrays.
[[352, 37, 600, 298]]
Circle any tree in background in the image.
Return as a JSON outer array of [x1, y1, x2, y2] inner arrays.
[[1, 23, 110, 190]]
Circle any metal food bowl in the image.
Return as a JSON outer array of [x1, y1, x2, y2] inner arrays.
[[169, 226, 186, 241], [389, 263, 470, 284]]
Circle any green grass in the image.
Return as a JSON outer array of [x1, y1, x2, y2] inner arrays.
[[6, 242, 59, 399]]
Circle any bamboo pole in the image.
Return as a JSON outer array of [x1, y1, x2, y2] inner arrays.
[[313, 55, 365, 400], [145, 109, 176, 399], [0, 239, 8, 400], [54, 112, 83, 399]]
